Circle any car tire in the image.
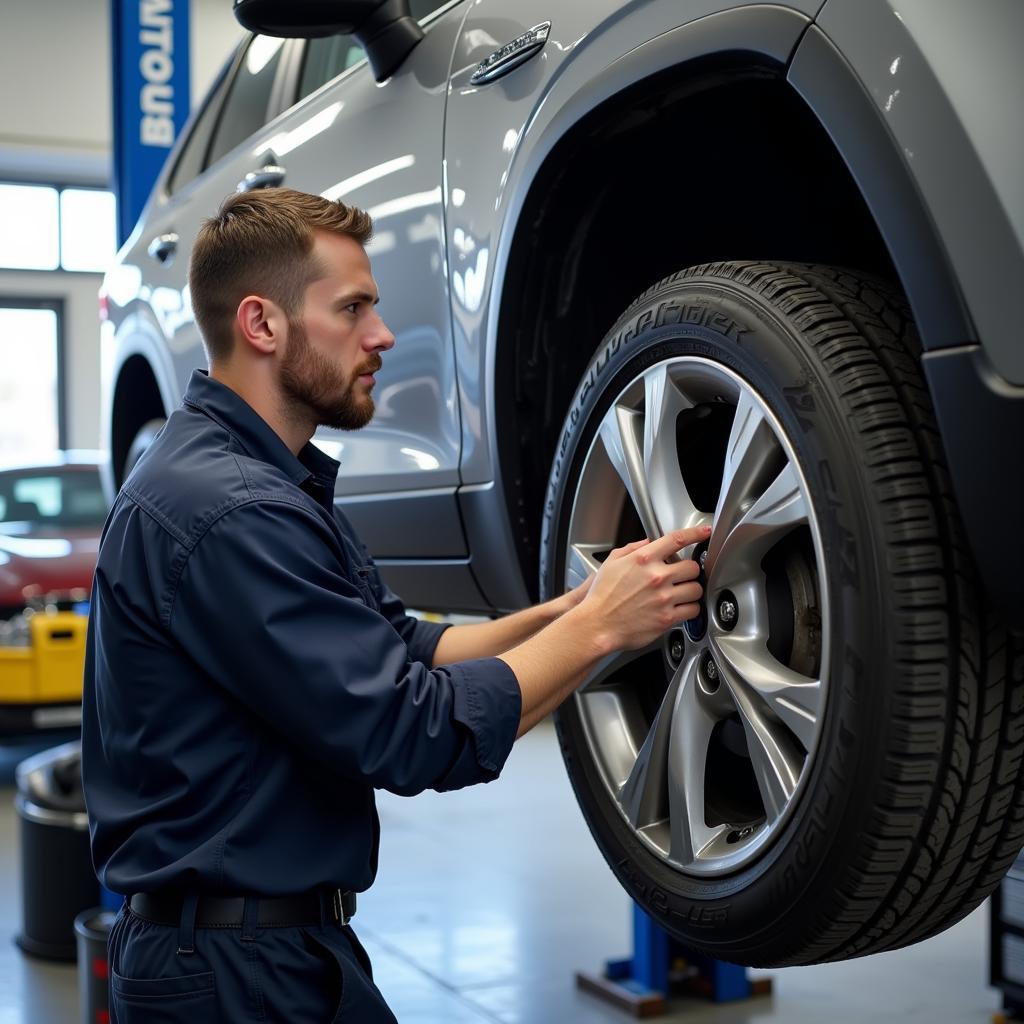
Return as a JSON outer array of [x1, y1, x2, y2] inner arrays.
[[540, 261, 1024, 966], [123, 418, 166, 482]]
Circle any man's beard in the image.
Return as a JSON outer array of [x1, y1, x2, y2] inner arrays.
[[279, 317, 380, 431]]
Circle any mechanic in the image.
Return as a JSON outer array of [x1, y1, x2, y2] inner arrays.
[[81, 187, 710, 1023]]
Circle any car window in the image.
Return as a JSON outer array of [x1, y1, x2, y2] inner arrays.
[[408, 0, 451, 18], [295, 1, 455, 103], [0, 469, 107, 528], [297, 35, 366, 102], [205, 35, 287, 169], [168, 56, 234, 195]]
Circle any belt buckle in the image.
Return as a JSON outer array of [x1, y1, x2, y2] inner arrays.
[[331, 888, 352, 926]]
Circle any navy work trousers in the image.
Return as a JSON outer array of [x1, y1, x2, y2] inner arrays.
[[107, 901, 398, 1022]]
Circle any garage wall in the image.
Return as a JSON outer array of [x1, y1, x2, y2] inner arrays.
[[0, 0, 244, 450], [0, 0, 244, 185]]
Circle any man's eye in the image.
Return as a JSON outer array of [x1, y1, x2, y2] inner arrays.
[[344, 302, 360, 315]]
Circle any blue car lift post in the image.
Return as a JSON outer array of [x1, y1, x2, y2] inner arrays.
[[576, 903, 772, 1018]]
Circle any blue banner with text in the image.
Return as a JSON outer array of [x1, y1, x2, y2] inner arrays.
[[111, 0, 191, 245]]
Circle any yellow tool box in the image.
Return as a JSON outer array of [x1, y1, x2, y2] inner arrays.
[[0, 611, 87, 731]]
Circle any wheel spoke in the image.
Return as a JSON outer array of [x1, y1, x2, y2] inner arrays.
[[714, 634, 822, 752], [566, 542, 604, 589], [580, 641, 661, 695], [714, 643, 805, 822], [599, 402, 660, 539], [705, 390, 779, 576], [642, 366, 705, 539], [619, 663, 682, 829], [618, 653, 722, 864], [733, 689, 801, 823], [712, 461, 809, 590], [665, 656, 724, 865]]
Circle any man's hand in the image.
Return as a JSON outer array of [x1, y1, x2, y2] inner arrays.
[[500, 524, 712, 737], [574, 525, 710, 655], [553, 572, 596, 615]]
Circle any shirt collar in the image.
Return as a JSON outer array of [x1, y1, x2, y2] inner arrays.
[[182, 370, 340, 498]]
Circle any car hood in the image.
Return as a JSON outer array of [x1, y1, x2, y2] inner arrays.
[[0, 526, 100, 606]]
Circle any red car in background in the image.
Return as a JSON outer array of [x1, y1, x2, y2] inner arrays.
[[0, 453, 108, 618]]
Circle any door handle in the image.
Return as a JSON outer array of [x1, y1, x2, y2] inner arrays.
[[238, 163, 287, 192], [147, 232, 179, 264]]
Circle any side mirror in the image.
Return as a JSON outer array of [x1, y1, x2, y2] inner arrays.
[[233, 0, 423, 82]]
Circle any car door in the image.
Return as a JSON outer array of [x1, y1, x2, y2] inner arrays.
[[268, 0, 466, 558], [114, 4, 473, 591]]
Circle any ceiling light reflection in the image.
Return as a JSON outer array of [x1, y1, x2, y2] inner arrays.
[[367, 188, 441, 221], [246, 36, 285, 75], [452, 227, 476, 255], [399, 447, 440, 471], [103, 262, 143, 308], [453, 247, 489, 312], [322, 154, 416, 202], [365, 231, 397, 256], [262, 103, 343, 158]]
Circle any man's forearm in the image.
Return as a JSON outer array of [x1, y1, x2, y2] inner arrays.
[[431, 596, 569, 666], [497, 605, 610, 737]]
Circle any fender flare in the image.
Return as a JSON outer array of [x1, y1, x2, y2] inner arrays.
[[786, 25, 974, 352]]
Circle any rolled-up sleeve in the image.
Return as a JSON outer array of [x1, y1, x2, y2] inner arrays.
[[168, 499, 521, 797], [433, 657, 521, 791]]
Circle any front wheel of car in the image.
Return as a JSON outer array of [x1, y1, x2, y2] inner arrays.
[[541, 261, 1023, 966]]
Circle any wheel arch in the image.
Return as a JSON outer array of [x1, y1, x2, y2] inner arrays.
[[488, 8, 972, 603], [109, 353, 167, 493]]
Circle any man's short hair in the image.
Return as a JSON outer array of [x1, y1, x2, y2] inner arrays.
[[189, 188, 373, 363]]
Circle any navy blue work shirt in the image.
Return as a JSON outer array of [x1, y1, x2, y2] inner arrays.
[[81, 370, 522, 897]]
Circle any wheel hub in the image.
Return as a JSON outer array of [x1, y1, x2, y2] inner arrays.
[[683, 545, 709, 642]]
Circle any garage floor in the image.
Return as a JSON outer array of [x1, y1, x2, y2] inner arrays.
[[0, 722, 1005, 1023]]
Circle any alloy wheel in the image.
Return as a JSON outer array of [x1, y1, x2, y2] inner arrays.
[[565, 356, 829, 877]]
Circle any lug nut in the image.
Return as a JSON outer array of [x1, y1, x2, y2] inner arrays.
[[718, 598, 737, 627], [700, 651, 720, 692], [699, 549, 708, 570], [667, 629, 686, 666]]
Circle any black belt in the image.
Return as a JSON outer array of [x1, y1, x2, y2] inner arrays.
[[129, 888, 357, 929]]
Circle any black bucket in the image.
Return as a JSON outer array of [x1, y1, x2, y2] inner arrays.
[[74, 908, 114, 1024], [15, 741, 99, 960]]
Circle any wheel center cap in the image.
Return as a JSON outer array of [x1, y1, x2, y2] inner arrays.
[[684, 546, 709, 642]]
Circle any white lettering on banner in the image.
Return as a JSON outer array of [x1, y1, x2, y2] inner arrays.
[[138, 0, 175, 148]]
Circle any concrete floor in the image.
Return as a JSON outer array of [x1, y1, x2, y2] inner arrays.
[[0, 722, 1008, 1023]]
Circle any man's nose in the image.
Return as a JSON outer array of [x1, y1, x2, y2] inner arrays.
[[368, 313, 395, 352]]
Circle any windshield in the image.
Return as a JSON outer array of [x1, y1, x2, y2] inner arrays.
[[0, 467, 108, 529]]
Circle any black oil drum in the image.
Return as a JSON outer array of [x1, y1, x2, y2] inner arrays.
[[15, 741, 98, 960]]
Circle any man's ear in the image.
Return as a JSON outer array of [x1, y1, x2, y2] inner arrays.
[[236, 295, 286, 355]]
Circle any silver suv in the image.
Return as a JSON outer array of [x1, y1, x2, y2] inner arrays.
[[101, 0, 1024, 967]]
